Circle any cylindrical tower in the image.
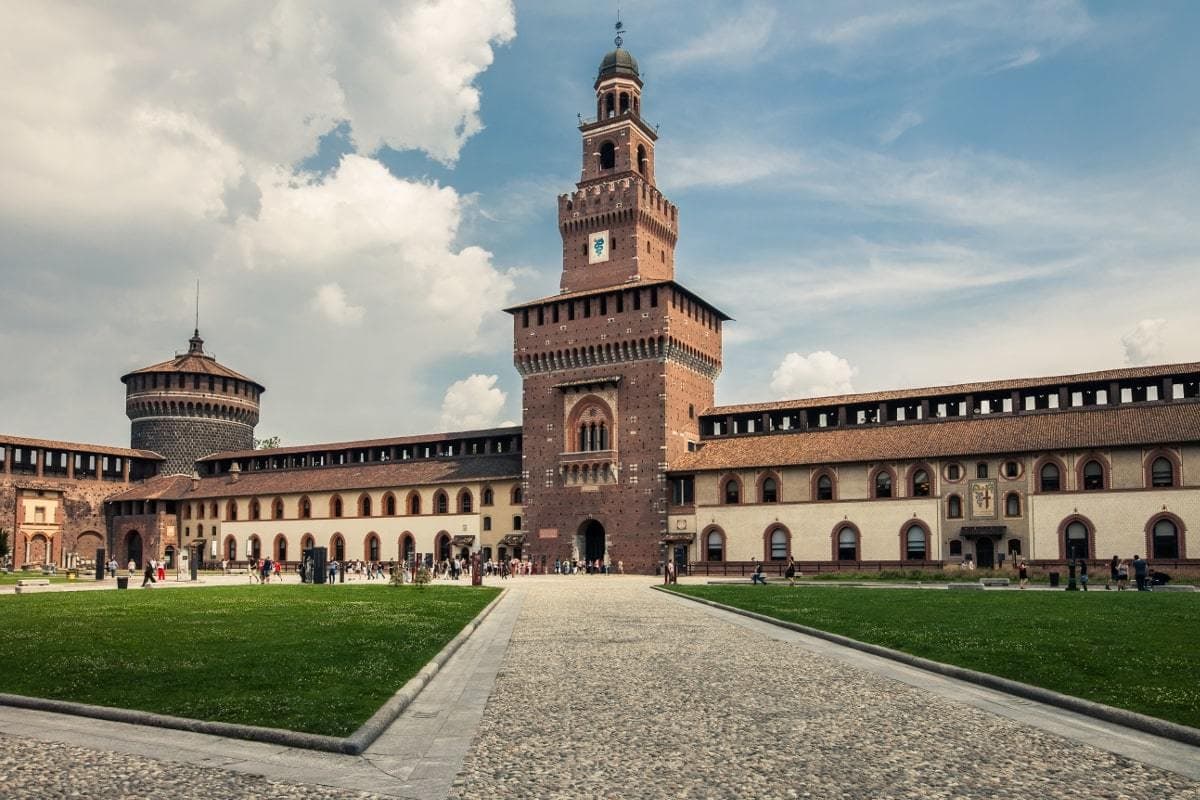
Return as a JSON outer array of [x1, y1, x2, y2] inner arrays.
[[121, 330, 264, 475]]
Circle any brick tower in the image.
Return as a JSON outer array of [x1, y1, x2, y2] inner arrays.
[[121, 330, 264, 475], [507, 40, 728, 573]]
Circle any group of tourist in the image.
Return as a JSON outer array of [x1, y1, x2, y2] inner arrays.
[[1015, 554, 1155, 590], [553, 558, 621, 575]]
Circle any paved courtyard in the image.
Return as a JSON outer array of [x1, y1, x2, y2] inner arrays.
[[0, 576, 1197, 798]]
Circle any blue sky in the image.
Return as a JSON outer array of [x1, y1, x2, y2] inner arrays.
[[1, 1, 1197, 450]]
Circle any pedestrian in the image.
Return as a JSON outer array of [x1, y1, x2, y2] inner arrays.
[[1117, 558, 1129, 590], [108, 558, 118, 578], [1017, 559, 1029, 589], [156, 559, 166, 582], [785, 557, 797, 587], [141, 561, 155, 587], [1078, 558, 1088, 591], [751, 561, 767, 585], [1132, 554, 1149, 591], [618, 559, 624, 575], [1107, 555, 1119, 590], [127, 559, 136, 574], [328, 560, 337, 584]]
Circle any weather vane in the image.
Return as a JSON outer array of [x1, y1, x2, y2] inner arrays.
[[614, 9, 627, 48]]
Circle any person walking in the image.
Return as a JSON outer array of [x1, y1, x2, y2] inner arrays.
[[1133, 554, 1149, 591], [1078, 558, 1089, 591], [751, 561, 767, 585], [141, 561, 156, 587], [1017, 559, 1029, 589], [1117, 558, 1129, 590], [784, 557, 797, 587], [1107, 555, 1119, 590], [156, 559, 166, 582]]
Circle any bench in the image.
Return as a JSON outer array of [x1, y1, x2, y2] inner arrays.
[[948, 583, 984, 591], [980, 578, 1011, 587], [15, 579, 51, 594]]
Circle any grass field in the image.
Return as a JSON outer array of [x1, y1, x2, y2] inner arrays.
[[0, 584, 499, 736], [667, 584, 1200, 729]]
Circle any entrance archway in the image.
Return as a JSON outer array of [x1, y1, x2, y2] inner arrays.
[[125, 531, 143, 568], [578, 519, 606, 564], [976, 537, 995, 569]]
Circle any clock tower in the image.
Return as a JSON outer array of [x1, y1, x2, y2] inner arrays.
[[507, 36, 728, 573]]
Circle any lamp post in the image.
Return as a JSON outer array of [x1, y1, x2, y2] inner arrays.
[[1066, 557, 1078, 591]]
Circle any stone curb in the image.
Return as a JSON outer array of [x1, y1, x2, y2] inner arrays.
[[656, 586, 1200, 749], [0, 587, 507, 755]]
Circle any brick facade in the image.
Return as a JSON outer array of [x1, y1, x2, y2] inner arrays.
[[131, 417, 253, 476]]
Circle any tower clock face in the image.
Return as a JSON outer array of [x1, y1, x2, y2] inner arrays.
[[588, 230, 610, 264]]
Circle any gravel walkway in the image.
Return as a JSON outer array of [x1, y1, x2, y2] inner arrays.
[[0, 734, 388, 799], [448, 580, 1200, 800]]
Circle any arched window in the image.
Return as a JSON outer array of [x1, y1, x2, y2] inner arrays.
[[401, 534, 415, 561], [437, 533, 451, 560], [384, 493, 397, 516], [1082, 460, 1105, 491], [1151, 518, 1180, 559], [599, 141, 616, 170], [249, 499, 260, 520], [247, 535, 261, 559], [722, 478, 740, 505], [434, 491, 448, 514], [197, 503, 204, 520], [1064, 520, 1089, 559], [225, 537, 237, 561], [873, 470, 893, 499], [905, 524, 928, 560], [1007, 538, 1022, 556], [911, 469, 931, 497], [332, 534, 345, 562], [407, 491, 421, 515], [1039, 462, 1061, 492], [760, 477, 778, 503], [276, 536, 287, 562], [604, 92, 615, 118], [511, 486, 523, 505], [482, 487, 495, 506], [816, 473, 834, 501], [767, 527, 789, 561], [226, 500, 238, 521], [331, 495, 343, 518], [513, 515, 522, 530], [301, 534, 314, 551], [458, 490, 473, 514], [1005, 492, 1021, 517], [299, 496, 311, 519], [619, 92, 629, 114], [705, 528, 725, 562], [636, 144, 647, 174], [947, 495, 962, 519], [272, 498, 284, 520], [836, 526, 858, 561], [1150, 457, 1175, 488], [210, 502, 218, 519], [483, 516, 492, 531], [366, 534, 380, 562], [358, 494, 372, 517]]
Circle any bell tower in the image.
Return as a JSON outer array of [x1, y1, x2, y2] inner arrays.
[[507, 27, 727, 574], [558, 26, 677, 293]]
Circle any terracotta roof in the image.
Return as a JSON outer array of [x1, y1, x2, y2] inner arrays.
[[122, 353, 263, 388], [706, 362, 1200, 416], [198, 425, 523, 462], [504, 279, 732, 320], [107, 454, 523, 501], [0, 433, 163, 460], [672, 401, 1200, 472]]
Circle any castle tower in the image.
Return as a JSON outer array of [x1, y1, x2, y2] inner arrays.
[[121, 330, 264, 475], [507, 37, 728, 573]]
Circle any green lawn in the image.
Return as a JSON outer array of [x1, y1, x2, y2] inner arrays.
[[667, 584, 1200, 729], [0, 584, 499, 736]]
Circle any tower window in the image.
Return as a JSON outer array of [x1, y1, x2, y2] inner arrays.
[[599, 141, 616, 170], [637, 144, 647, 175]]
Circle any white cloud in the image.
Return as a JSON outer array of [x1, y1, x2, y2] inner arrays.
[[439, 374, 508, 431], [660, 3, 777, 68], [310, 283, 364, 326], [879, 110, 924, 145], [1122, 319, 1167, 366], [770, 352, 858, 399]]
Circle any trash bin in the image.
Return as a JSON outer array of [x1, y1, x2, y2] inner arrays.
[[116, 576, 129, 590], [1048, 572, 1060, 587]]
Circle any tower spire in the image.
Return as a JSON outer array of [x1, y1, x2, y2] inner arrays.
[[614, 12, 626, 48], [188, 279, 205, 355]]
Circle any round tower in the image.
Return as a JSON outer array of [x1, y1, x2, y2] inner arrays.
[[121, 330, 264, 475]]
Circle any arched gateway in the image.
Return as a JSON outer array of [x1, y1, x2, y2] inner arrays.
[[578, 520, 606, 564]]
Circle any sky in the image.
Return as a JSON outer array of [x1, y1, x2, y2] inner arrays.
[[1, 0, 1198, 449]]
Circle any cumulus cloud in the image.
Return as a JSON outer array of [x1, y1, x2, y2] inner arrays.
[[439, 374, 508, 431], [770, 352, 858, 399], [1122, 319, 1167, 366], [310, 283, 365, 326]]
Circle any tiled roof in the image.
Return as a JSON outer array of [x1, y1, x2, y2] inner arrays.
[[121, 353, 263, 388], [672, 402, 1200, 472], [107, 454, 523, 501], [504, 279, 733, 320], [0, 433, 163, 460], [706, 362, 1200, 416], [198, 426, 524, 462]]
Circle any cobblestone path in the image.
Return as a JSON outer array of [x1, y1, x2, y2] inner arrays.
[[449, 580, 1200, 800]]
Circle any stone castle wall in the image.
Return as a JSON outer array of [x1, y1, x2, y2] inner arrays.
[[131, 417, 254, 476]]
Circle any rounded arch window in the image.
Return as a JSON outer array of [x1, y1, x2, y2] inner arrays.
[[331, 496, 343, 518], [367, 534, 380, 562], [905, 525, 928, 560], [408, 492, 422, 515], [837, 527, 858, 561], [276, 537, 287, 561], [384, 494, 397, 516], [1065, 521, 1089, 559], [434, 492, 448, 514], [760, 477, 777, 503], [482, 487, 495, 505], [359, 495, 372, 516], [706, 530, 724, 562], [226, 538, 237, 561], [723, 478, 740, 504], [911, 470, 931, 497], [1152, 518, 1180, 559], [637, 143, 647, 174], [458, 490, 474, 514], [599, 141, 616, 170], [874, 471, 892, 499], [332, 535, 345, 562], [272, 498, 284, 519], [1082, 460, 1104, 490], [816, 474, 834, 501], [768, 528, 789, 561], [1151, 457, 1174, 487], [1040, 462, 1061, 492], [301, 534, 314, 551]]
